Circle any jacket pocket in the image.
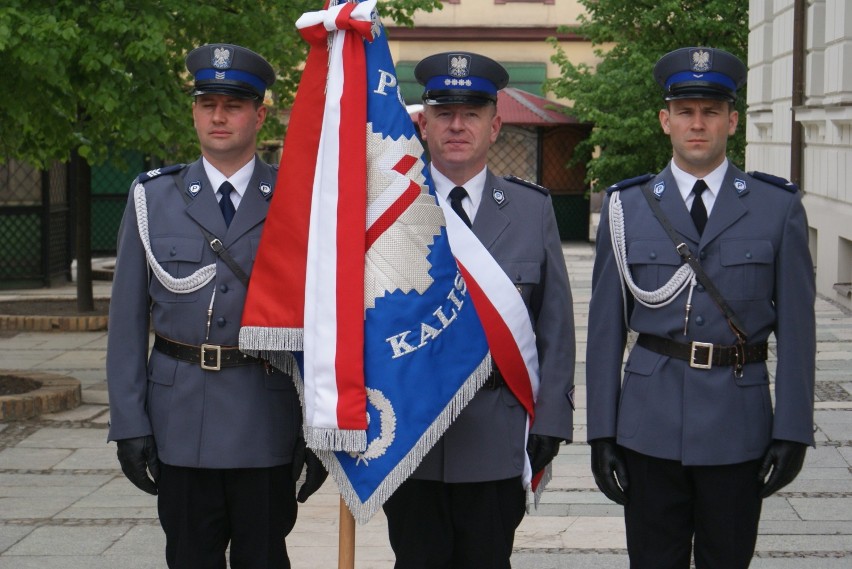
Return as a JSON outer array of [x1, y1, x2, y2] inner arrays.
[[502, 261, 541, 306], [719, 239, 774, 300], [148, 235, 207, 303], [626, 239, 683, 291], [617, 347, 663, 439]]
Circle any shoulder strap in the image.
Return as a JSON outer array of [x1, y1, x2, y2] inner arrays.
[[638, 182, 748, 343], [173, 178, 251, 288]]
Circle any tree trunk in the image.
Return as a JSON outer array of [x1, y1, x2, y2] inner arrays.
[[72, 149, 95, 312]]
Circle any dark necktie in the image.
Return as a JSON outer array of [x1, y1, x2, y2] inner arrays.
[[448, 186, 472, 228], [219, 181, 236, 227], [690, 179, 708, 235]]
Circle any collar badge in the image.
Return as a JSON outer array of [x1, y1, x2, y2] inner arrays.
[[186, 181, 202, 197], [734, 178, 747, 194], [492, 188, 505, 205], [654, 181, 665, 198], [259, 182, 273, 197]]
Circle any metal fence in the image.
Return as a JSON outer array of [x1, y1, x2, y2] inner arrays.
[[490, 124, 590, 241], [0, 160, 71, 288]]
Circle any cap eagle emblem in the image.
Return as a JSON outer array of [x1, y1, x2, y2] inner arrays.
[[691, 50, 711, 73], [449, 55, 469, 78], [213, 47, 232, 70]]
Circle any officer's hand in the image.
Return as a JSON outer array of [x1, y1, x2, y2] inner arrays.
[[292, 437, 329, 503], [590, 437, 628, 505], [116, 435, 160, 495], [527, 434, 562, 474], [758, 439, 807, 498]]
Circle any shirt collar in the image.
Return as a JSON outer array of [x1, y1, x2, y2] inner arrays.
[[671, 158, 729, 201], [202, 156, 256, 197], [429, 165, 488, 214]]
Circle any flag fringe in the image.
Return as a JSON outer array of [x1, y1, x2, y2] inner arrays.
[[239, 326, 304, 352], [321, 354, 494, 525], [527, 462, 552, 512], [306, 427, 368, 453]]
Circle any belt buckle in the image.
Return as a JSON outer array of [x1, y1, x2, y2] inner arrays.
[[689, 341, 713, 369], [200, 344, 222, 371]]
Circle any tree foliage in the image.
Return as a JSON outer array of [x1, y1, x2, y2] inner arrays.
[[547, 0, 748, 190], [0, 0, 439, 309], [0, 0, 441, 168]]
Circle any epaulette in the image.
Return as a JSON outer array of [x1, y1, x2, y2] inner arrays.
[[747, 171, 799, 193], [503, 175, 549, 195], [137, 164, 187, 183], [606, 173, 655, 194]]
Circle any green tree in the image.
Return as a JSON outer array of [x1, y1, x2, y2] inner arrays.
[[547, 0, 748, 190], [0, 0, 440, 310]]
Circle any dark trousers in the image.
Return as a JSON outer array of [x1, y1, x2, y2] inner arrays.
[[623, 448, 763, 569], [382, 477, 526, 569], [157, 463, 297, 569]]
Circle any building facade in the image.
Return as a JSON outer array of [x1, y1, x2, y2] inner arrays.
[[748, 0, 852, 309]]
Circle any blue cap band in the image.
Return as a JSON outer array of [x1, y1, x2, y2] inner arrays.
[[194, 68, 267, 95], [424, 75, 497, 96], [665, 70, 736, 92]]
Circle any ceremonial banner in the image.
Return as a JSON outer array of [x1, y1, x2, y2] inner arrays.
[[240, 0, 543, 523]]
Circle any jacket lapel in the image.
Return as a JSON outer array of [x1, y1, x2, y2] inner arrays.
[[700, 164, 748, 247], [472, 170, 510, 249], [181, 160, 229, 239], [224, 157, 274, 245], [655, 165, 701, 245]]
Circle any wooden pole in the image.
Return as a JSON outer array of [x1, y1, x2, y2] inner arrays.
[[338, 495, 356, 569]]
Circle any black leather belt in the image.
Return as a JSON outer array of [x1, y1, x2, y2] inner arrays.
[[154, 334, 262, 371], [637, 334, 768, 370], [483, 368, 506, 389]]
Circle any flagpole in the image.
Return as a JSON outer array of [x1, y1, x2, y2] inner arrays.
[[338, 495, 356, 569]]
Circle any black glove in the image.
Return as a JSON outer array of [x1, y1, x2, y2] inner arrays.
[[291, 437, 329, 503], [758, 439, 807, 498], [590, 437, 628, 505], [116, 435, 160, 495], [527, 434, 562, 474]]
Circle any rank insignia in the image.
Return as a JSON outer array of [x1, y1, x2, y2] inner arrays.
[[734, 178, 747, 194], [492, 188, 506, 205], [186, 181, 202, 198], [654, 181, 666, 198], [259, 182, 272, 198]]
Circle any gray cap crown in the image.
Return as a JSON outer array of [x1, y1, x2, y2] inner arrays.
[[653, 47, 746, 102], [186, 43, 275, 100], [414, 51, 509, 106]]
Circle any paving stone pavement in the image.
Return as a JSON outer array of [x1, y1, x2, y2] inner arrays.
[[0, 243, 850, 568]]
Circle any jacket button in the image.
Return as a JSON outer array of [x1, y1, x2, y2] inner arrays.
[[696, 284, 705, 293], [699, 250, 707, 260], [745, 251, 753, 259], [649, 251, 657, 260], [219, 284, 229, 293], [217, 317, 226, 327], [695, 316, 705, 326], [170, 247, 177, 257]]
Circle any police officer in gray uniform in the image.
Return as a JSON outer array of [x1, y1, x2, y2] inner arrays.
[[107, 43, 325, 569], [382, 51, 576, 568], [587, 47, 815, 568]]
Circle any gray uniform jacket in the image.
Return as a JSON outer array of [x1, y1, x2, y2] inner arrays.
[[587, 162, 815, 465], [106, 157, 301, 469], [413, 170, 576, 483]]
